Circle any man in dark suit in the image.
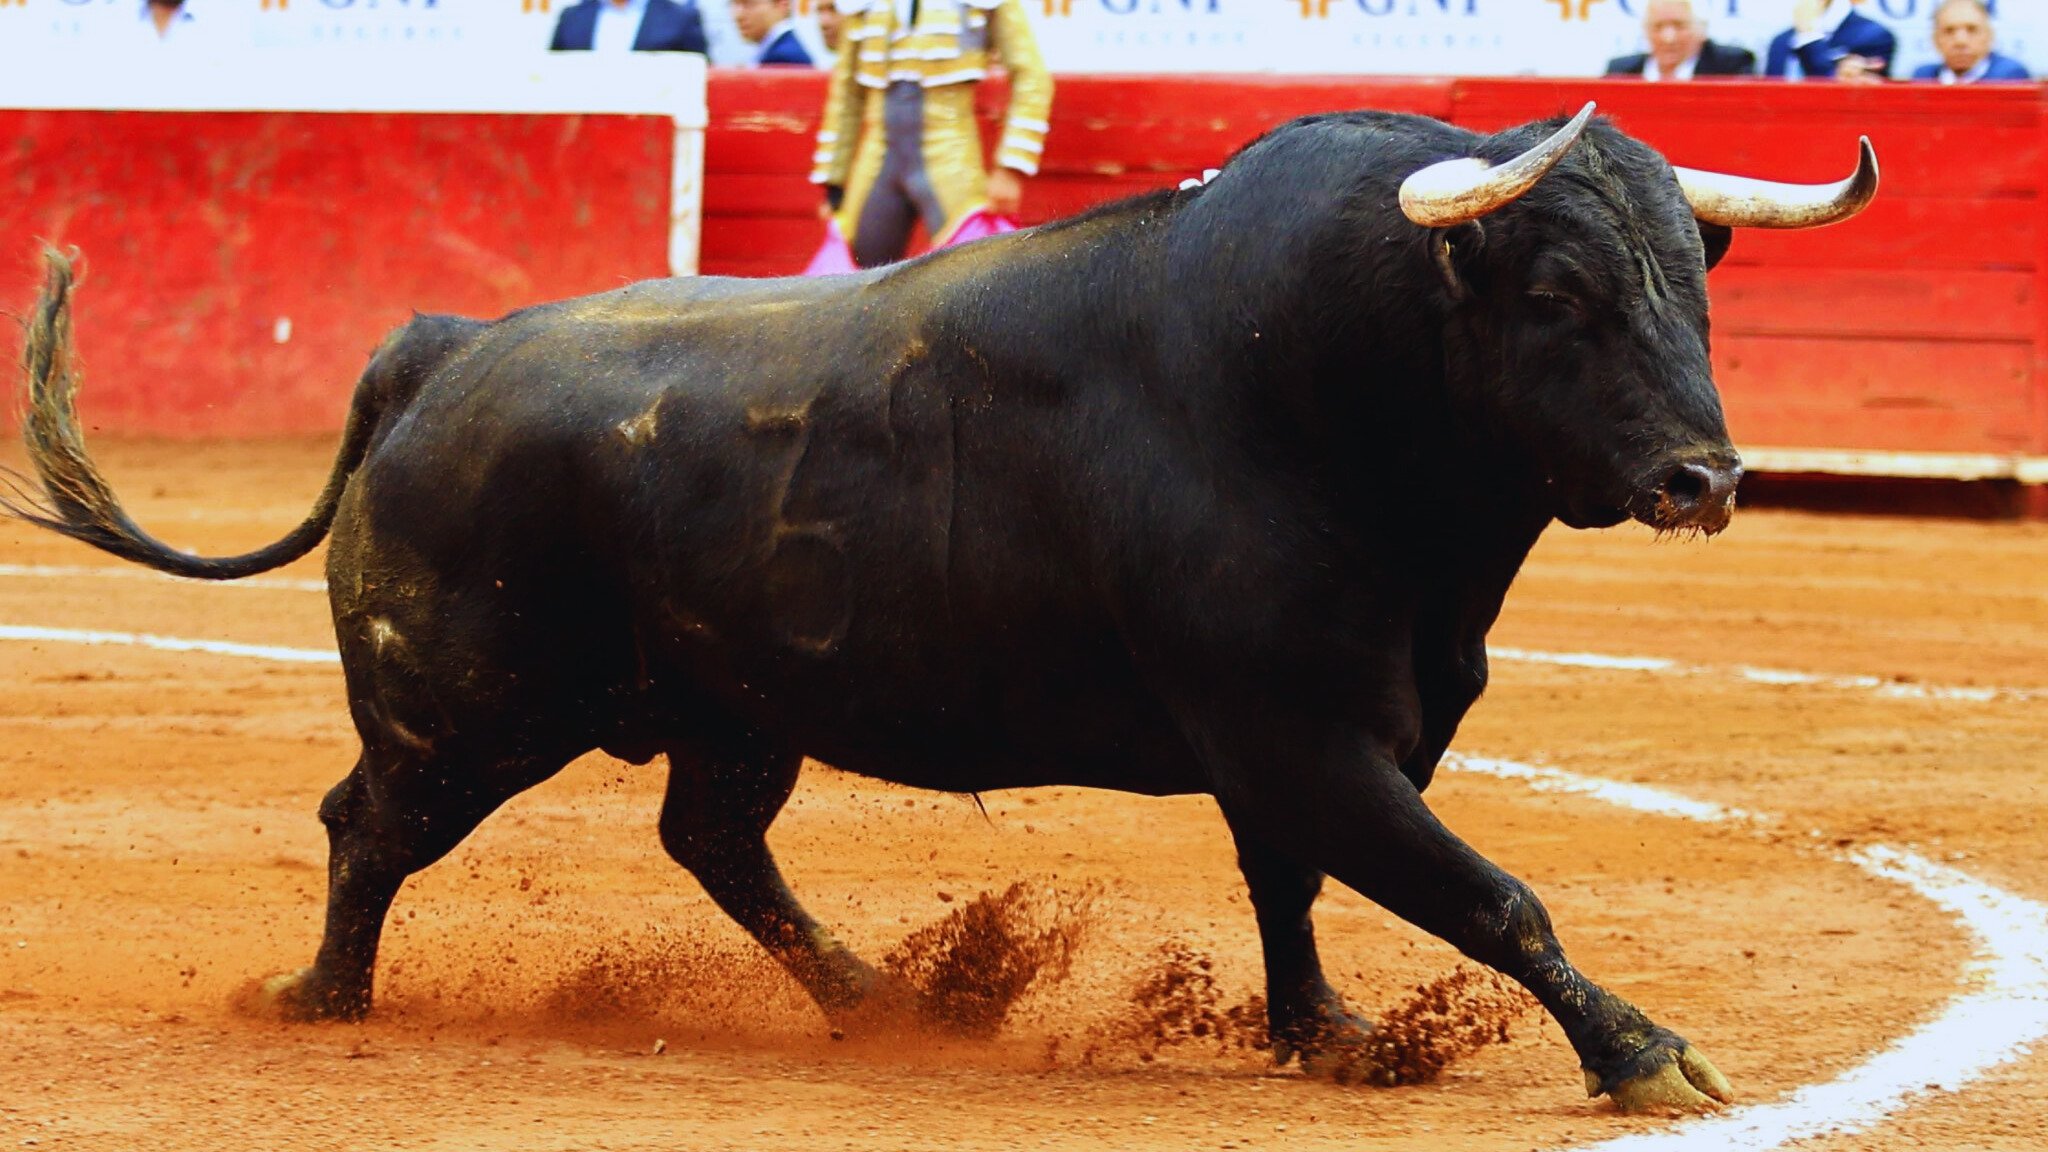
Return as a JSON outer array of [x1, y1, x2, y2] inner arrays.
[[550, 0, 709, 55], [1911, 0, 2030, 83], [1765, 0, 1896, 82], [1606, 0, 1756, 79], [730, 0, 812, 67]]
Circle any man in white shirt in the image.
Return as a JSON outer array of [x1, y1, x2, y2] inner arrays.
[[1604, 0, 1757, 80], [594, 0, 646, 53]]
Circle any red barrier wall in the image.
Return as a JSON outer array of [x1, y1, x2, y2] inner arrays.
[[1, 110, 675, 436], [4, 73, 2045, 499]]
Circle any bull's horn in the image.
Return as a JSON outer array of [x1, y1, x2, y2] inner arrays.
[[1674, 137, 1879, 229], [1399, 102, 1596, 228]]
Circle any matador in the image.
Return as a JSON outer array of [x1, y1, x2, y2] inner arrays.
[[809, 0, 1054, 268]]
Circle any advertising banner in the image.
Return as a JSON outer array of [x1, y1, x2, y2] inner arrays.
[[0, 0, 2039, 79]]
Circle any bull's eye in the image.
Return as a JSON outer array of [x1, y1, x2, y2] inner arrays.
[[1526, 287, 1582, 323]]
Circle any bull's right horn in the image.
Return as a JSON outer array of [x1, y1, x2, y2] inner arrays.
[[1400, 103, 1597, 228], [1675, 137, 1879, 229]]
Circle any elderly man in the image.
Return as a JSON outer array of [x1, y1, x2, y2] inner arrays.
[[1765, 0, 1896, 82], [1606, 0, 1756, 79], [1911, 0, 2029, 83]]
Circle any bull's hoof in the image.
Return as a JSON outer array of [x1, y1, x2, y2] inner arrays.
[[236, 967, 370, 1023], [822, 969, 926, 1038], [1275, 1002, 1379, 1084], [1592, 1044, 1733, 1114]]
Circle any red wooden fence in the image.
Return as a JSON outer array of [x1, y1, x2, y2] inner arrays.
[[0, 110, 675, 436]]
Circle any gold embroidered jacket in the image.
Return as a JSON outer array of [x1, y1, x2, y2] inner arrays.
[[810, 0, 1054, 184]]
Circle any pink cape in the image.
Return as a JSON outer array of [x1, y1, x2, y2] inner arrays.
[[802, 209, 1018, 277]]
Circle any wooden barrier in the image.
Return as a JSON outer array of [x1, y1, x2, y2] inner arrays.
[[0, 52, 703, 438], [0, 110, 676, 437], [3, 70, 2044, 509]]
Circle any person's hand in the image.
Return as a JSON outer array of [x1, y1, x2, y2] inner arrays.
[[986, 168, 1024, 218], [1792, 0, 1826, 36], [1835, 54, 1886, 84]]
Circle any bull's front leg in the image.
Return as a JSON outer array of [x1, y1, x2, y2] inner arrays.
[[1198, 710, 1731, 1113], [1223, 816, 1377, 1074]]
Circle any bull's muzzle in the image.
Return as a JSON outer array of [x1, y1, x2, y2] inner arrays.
[[1648, 453, 1742, 535]]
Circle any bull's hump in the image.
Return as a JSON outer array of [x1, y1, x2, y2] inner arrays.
[[556, 282, 834, 329]]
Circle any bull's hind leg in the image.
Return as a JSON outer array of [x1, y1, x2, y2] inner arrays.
[[1223, 815, 1376, 1074], [658, 740, 899, 1026], [253, 748, 566, 1021]]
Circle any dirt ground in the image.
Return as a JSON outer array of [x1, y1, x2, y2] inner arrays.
[[0, 440, 2043, 1152]]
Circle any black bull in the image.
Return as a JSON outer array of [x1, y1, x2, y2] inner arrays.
[[9, 108, 1876, 1114]]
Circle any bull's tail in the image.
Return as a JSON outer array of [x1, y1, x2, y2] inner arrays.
[[2, 248, 382, 580]]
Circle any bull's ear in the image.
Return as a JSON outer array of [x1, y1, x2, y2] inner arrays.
[[1432, 220, 1487, 301], [1698, 220, 1733, 272]]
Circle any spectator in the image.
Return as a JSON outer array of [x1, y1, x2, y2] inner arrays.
[[550, 0, 709, 55], [814, 0, 843, 54], [136, 0, 210, 45], [787, 0, 841, 68], [695, 0, 756, 63], [1765, 0, 1896, 83], [144, 0, 188, 41], [811, 0, 1052, 269], [1606, 0, 1756, 79], [731, 0, 813, 65], [1912, 0, 2029, 83]]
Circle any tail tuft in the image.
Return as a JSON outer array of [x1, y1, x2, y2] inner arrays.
[[2, 246, 385, 580], [2, 246, 151, 558]]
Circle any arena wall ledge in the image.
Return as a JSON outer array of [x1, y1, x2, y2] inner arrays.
[[3, 72, 2044, 513]]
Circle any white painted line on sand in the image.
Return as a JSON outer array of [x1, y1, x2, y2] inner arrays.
[[0, 563, 327, 592], [0, 568, 2035, 704], [1489, 648, 1678, 673], [0, 624, 338, 665], [1488, 646, 2042, 705], [12, 562, 2031, 705], [1447, 754, 2048, 1152], [1447, 754, 1759, 825]]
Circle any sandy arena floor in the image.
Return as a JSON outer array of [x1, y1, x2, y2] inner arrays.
[[0, 439, 2043, 1151]]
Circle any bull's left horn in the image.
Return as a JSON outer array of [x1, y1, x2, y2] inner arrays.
[[1399, 102, 1596, 228], [1674, 137, 1879, 229]]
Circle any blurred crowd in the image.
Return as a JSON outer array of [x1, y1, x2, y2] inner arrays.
[[118, 0, 2031, 88], [543, 0, 842, 69], [543, 0, 2031, 84]]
